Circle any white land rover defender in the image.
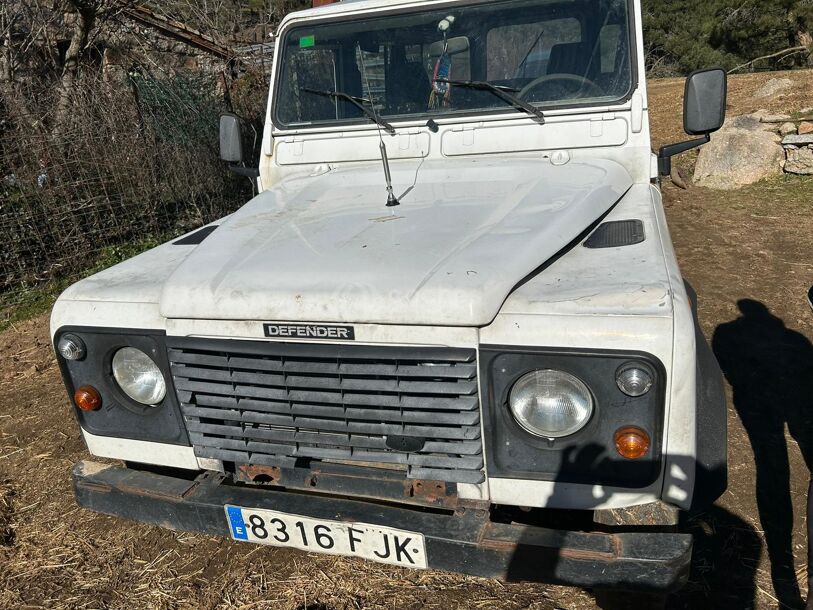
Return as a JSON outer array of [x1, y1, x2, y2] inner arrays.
[[53, 0, 729, 594]]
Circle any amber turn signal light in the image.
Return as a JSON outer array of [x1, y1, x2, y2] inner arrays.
[[614, 426, 650, 459], [74, 385, 102, 411]]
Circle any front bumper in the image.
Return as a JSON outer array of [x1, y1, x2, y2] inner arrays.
[[73, 460, 692, 592]]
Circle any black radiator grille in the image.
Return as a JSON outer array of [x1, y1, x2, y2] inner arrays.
[[167, 338, 484, 484]]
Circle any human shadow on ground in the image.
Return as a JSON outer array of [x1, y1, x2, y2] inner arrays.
[[713, 299, 813, 609], [669, 505, 762, 609], [502, 444, 762, 609]]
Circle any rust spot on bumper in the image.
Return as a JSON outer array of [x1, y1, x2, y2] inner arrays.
[[558, 544, 620, 562], [404, 479, 455, 507], [235, 464, 283, 485], [479, 536, 620, 561], [479, 522, 623, 563]]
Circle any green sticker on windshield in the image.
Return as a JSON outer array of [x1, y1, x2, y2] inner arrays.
[[300, 35, 315, 48]]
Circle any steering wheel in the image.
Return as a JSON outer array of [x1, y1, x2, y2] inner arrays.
[[518, 73, 604, 102]]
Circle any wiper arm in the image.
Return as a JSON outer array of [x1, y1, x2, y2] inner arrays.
[[436, 79, 545, 124], [301, 87, 395, 135]]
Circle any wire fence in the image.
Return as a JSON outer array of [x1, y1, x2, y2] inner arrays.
[[0, 71, 253, 321]]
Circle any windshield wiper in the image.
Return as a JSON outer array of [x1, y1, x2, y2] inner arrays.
[[436, 79, 545, 124], [301, 87, 395, 134]]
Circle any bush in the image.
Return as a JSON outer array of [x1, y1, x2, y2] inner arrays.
[[0, 73, 251, 314]]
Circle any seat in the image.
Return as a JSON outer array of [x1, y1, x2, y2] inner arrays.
[[387, 59, 431, 115], [546, 42, 592, 77]]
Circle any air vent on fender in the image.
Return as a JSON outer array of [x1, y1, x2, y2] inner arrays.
[[583, 220, 645, 249]]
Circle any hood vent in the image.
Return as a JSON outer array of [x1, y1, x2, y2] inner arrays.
[[584, 220, 645, 249]]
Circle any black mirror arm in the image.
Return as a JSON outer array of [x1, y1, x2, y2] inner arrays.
[[228, 164, 260, 178], [657, 134, 710, 176]]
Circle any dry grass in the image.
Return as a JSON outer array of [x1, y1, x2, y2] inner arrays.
[[0, 480, 13, 547]]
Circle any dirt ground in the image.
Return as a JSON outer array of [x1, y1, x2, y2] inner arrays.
[[1, 71, 812, 610]]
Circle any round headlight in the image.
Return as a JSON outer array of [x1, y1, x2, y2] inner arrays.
[[508, 370, 593, 438], [616, 364, 653, 397], [111, 347, 166, 405]]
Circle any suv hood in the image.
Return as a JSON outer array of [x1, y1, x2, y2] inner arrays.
[[160, 157, 632, 326]]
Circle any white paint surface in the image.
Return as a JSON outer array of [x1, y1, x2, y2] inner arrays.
[[81, 429, 199, 470], [158, 158, 632, 325]]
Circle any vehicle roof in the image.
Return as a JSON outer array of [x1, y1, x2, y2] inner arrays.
[[281, 0, 463, 25]]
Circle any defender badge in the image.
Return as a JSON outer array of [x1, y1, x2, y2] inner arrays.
[[263, 323, 355, 340]]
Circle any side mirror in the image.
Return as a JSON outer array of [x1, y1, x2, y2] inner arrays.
[[658, 68, 728, 177], [219, 113, 259, 178], [684, 68, 727, 136], [219, 113, 244, 163], [808, 286, 813, 311]]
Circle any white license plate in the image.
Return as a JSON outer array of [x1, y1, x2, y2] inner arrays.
[[225, 505, 427, 569]]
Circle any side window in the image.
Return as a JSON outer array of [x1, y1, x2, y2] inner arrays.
[[486, 18, 581, 81]]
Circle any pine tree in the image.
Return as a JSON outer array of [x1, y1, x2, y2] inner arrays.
[[642, 0, 812, 73]]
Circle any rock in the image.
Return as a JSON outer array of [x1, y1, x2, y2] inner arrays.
[[694, 113, 785, 189], [779, 122, 798, 137], [785, 146, 813, 175], [799, 121, 813, 135], [753, 77, 793, 99], [729, 113, 777, 131], [782, 134, 813, 146], [757, 112, 791, 123]]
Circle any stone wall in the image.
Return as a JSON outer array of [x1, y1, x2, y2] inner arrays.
[[694, 110, 813, 189], [781, 119, 813, 175]]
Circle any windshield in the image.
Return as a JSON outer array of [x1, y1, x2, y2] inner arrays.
[[275, 0, 634, 130]]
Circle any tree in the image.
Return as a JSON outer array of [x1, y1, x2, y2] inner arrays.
[[149, 0, 311, 45], [641, 0, 812, 74], [642, 0, 732, 75], [55, 1, 99, 131]]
